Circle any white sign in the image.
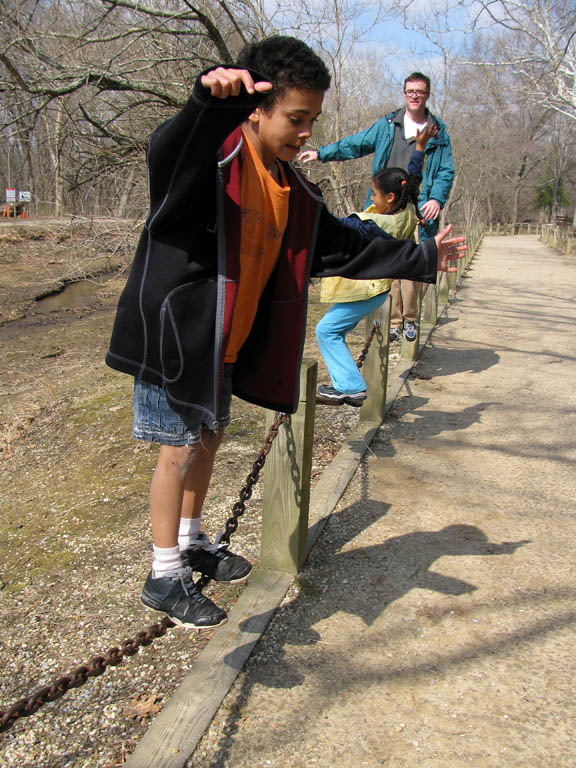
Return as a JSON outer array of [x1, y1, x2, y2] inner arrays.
[[18, 191, 31, 202], [5, 188, 16, 203]]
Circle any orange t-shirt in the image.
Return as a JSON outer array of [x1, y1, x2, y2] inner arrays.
[[224, 133, 290, 363]]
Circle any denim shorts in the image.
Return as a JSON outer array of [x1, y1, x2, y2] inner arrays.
[[132, 366, 233, 446]]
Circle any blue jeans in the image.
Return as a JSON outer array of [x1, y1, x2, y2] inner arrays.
[[315, 292, 389, 394], [132, 365, 233, 446]]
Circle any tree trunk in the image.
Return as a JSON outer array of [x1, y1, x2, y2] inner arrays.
[[117, 167, 137, 219]]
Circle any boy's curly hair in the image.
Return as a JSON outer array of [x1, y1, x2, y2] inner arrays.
[[236, 36, 331, 109]]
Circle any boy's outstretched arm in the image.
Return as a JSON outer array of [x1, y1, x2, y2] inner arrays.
[[200, 67, 273, 98], [434, 224, 466, 272]]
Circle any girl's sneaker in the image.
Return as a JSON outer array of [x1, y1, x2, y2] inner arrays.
[[317, 384, 366, 407], [389, 327, 402, 342], [403, 321, 417, 342], [141, 566, 227, 628], [183, 533, 252, 583]]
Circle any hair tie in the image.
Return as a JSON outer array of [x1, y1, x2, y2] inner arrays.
[[401, 180, 407, 187]]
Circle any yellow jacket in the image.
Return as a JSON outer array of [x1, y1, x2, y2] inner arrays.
[[320, 204, 418, 303]]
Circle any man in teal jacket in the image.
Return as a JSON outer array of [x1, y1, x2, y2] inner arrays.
[[299, 72, 454, 242], [299, 72, 454, 343]]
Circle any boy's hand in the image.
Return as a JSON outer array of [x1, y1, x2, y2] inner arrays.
[[200, 67, 273, 99], [415, 122, 438, 152], [298, 149, 319, 163], [434, 224, 467, 273]]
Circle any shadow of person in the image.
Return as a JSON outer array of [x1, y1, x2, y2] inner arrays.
[[228, 514, 530, 687], [288, 523, 530, 635], [374, 397, 499, 459], [415, 346, 500, 377]]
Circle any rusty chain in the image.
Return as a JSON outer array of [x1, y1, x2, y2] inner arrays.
[[0, 616, 173, 734], [355, 320, 381, 370], [0, 342, 377, 732], [0, 412, 288, 733]]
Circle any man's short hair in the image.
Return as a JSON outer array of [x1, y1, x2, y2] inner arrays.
[[236, 36, 331, 110], [404, 72, 431, 92]]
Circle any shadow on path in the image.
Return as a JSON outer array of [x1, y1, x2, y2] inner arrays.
[[205, 488, 539, 766]]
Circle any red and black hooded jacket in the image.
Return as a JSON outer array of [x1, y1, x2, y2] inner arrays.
[[106, 68, 438, 426]]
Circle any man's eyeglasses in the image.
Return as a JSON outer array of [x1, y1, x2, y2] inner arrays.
[[405, 89, 428, 97]]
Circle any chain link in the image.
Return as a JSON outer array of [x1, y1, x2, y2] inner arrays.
[[356, 320, 381, 370], [0, 617, 173, 734], [0, 411, 290, 733]]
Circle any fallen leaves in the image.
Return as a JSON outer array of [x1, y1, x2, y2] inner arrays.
[[122, 692, 163, 724]]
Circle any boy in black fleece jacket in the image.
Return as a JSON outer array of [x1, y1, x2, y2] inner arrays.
[[107, 36, 465, 629]]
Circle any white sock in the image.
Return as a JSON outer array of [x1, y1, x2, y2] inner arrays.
[[178, 517, 203, 551], [152, 545, 183, 578]]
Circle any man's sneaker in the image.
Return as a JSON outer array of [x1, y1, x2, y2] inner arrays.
[[183, 533, 252, 584], [316, 384, 367, 408], [141, 566, 227, 628], [389, 327, 402, 342], [403, 321, 418, 342]]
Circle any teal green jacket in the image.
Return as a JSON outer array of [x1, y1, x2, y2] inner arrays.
[[318, 108, 454, 240]]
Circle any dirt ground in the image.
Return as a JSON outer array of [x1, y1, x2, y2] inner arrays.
[[0, 219, 363, 767]]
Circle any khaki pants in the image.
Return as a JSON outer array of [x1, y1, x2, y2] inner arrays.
[[390, 279, 421, 328]]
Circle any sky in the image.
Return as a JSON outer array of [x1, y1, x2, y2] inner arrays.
[[338, 0, 481, 80]]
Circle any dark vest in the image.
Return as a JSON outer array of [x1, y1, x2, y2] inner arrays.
[[387, 109, 417, 171]]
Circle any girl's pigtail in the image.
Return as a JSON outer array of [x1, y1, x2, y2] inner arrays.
[[407, 174, 426, 225], [387, 178, 409, 215]]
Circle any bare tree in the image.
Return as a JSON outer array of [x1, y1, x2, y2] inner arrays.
[[0, 0, 260, 214], [468, 0, 576, 122], [2, 0, 572, 224], [292, 0, 401, 214]]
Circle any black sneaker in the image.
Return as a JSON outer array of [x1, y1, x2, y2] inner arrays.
[[389, 327, 402, 342], [183, 534, 252, 584], [140, 566, 227, 628], [316, 384, 367, 408]]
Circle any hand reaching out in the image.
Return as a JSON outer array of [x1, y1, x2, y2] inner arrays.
[[415, 123, 438, 153], [420, 199, 442, 220], [200, 67, 273, 99], [298, 149, 319, 163], [434, 224, 467, 273]]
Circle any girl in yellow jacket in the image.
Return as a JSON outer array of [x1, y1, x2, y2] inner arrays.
[[316, 125, 435, 406]]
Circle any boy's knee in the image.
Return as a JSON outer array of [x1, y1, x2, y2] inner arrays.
[[160, 444, 199, 474]]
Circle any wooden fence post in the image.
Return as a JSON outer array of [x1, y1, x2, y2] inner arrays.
[[465, 230, 473, 267], [359, 299, 390, 424], [437, 271, 449, 309], [455, 225, 466, 278], [260, 359, 317, 573], [421, 281, 438, 332], [447, 268, 457, 295]]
